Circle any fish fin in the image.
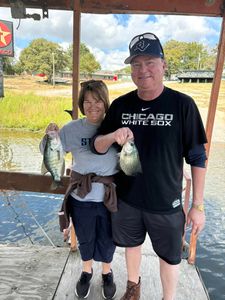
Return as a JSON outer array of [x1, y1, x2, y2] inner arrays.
[[50, 181, 59, 190], [117, 161, 122, 172], [41, 161, 48, 175], [61, 160, 65, 177], [50, 181, 58, 190], [50, 180, 64, 190], [117, 152, 122, 171]]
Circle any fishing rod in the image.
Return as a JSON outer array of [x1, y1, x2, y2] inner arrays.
[[2, 190, 56, 247], [2, 191, 34, 245], [27, 208, 56, 247]]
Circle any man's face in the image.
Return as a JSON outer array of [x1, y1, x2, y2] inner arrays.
[[130, 55, 166, 91]]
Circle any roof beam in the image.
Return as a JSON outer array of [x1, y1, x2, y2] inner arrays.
[[0, 0, 224, 17], [81, 0, 225, 17]]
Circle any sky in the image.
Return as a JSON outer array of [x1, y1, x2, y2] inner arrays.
[[0, 7, 222, 71]]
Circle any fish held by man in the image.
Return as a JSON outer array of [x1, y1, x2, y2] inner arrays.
[[119, 139, 142, 176], [41, 130, 65, 190]]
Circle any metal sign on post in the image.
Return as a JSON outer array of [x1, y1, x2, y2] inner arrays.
[[0, 19, 14, 98], [0, 19, 14, 57], [0, 58, 3, 98]]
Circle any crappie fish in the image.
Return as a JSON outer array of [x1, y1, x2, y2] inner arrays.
[[119, 139, 142, 176], [41, 131, 65, 190]]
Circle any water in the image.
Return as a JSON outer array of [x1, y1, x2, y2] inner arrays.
[[0, 190, 64, 247], [0, 129, 225, 299]]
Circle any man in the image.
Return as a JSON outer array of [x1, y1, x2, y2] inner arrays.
[[92, 32, 207, 300]]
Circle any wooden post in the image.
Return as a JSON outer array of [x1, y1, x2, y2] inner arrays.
[[72, 0, 81, 120], [0, 57, 4, 98], [70, 224, 77, 251], [66, 0, 81, 250], [188, 231, 198, 265], [205, 15, 225, 157], [188, 14, 225, 265]]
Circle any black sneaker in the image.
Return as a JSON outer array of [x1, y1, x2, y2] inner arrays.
[[102, 270, 116, 299], [75, 269, 93, 298]]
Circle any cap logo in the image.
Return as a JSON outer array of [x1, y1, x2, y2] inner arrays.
[[134, 40, 150, 52]]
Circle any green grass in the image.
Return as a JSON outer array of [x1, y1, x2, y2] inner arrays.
[[0, 76, 224, 131], [0, 90, 73, 131]]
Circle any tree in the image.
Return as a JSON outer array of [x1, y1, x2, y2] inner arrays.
[[117, 65, 131, 74], [2, 57, 16, 75], [66, 43, 101, 74], [18, 38, 67, 81], [203, 46, 217, 70], [164, 40, 217, 78], [163, 40, 187, 78]]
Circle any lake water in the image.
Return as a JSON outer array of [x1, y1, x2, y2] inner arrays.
[[0, 129, 225, 299]]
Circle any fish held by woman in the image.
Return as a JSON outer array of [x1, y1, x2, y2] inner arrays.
[[119, 139, 142, 176], [41, 130, 65, 190]]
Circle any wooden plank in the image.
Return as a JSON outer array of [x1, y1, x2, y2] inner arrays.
[[0, 0, 224, 16], [0, 171, 69, 194], [80, 0, 224, 16], [0, 0, 73, 10], [54, 239, 209, 300], [0, 245, 70, 300]]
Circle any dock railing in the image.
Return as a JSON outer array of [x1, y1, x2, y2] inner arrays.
[[0, 169, 197, 263]]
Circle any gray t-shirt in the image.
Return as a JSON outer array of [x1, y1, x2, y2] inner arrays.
[[60, 118, 118, 202]]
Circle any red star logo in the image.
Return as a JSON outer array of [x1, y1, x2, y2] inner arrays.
[[0, 22, 12, 48]]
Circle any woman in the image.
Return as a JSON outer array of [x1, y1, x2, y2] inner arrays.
[[44, 80, 118, 299]]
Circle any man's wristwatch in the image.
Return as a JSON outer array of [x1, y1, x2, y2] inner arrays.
[[192, 203, 204, 212]]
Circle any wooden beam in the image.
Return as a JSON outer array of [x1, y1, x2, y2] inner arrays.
[[72, 0, 81, 120], [0, 0, 74, 11], [0, 171, 70, 194], [0, 0, 224, 16], [205, 14, 225, 157], [81, 0, 224, 16]]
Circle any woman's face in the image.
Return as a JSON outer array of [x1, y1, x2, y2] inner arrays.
[[83, 91, 105, 124]]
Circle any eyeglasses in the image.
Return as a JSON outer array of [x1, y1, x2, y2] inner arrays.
[[129, 33, 159, 49], [80, 80, 104, 88]]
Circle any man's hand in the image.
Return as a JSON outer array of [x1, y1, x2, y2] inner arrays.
[[113, 127, 134, 146], [187, 207, 205, 236]]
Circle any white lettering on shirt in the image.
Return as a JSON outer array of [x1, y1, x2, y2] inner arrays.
[[121, 113, 173, 126]]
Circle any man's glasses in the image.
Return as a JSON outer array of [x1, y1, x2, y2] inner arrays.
[[129, 33, 159, 49]]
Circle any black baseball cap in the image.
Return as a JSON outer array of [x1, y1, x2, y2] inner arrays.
[[124, 32, 164, 64]]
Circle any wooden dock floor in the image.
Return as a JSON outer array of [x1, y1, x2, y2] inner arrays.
[[0, 239, 209, 300]]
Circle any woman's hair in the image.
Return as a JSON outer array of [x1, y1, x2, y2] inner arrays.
[[78, 80, 110, 115]]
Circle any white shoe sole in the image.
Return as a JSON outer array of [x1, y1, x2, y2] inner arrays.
[[102, 288, 116, 299], [75, 283, 91, 298]]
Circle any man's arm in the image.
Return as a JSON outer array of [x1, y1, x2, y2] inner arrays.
[[94, 133, 116, 154], [187, 166, 206, 235]]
